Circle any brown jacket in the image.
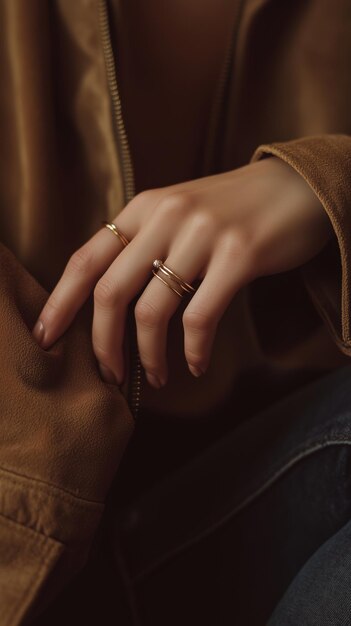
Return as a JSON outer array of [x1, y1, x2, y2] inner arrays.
[[1, 0, 351, 623]]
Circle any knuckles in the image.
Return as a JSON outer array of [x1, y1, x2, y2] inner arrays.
[[183, 309, 213, 333], [184, 348, 205, 369], [66, 245, 94, 277], [155, 192, 198, 222], [189, 211, 217, 236], [135, 299, 164, 328], [217, 229, 258, 281], [94, 277, 120, 308], [64, 187, 259, 383], [92, 341, 111, 362], [219, 230, 250, 259], [132, 189, 161, 207]]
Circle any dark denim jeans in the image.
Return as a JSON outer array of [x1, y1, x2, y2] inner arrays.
[[113, 362, 351, 625], [36, 362, 351, 625]]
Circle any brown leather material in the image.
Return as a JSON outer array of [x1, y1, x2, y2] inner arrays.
[[0, 243, 134, 623], [0, 515, 63, 626], [0, 0, 351, 621]]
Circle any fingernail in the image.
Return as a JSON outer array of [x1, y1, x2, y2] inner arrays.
[[98, 363, 118, 385], [32, 320, 45, 346], [188, 364, 203, 378], [146, 372, 164, 389]]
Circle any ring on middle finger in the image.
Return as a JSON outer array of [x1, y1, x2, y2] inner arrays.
[[152, 259, 196, 298]]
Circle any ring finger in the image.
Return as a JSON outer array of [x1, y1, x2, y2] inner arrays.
[[135, 231, 209, 387]]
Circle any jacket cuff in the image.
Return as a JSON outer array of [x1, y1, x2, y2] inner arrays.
[[250, 134, 351, 356], [0, 467, 103, 626]]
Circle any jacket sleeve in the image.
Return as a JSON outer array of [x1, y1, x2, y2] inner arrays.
[[0, 243, 134, 625], [250, 134, 351, 357]]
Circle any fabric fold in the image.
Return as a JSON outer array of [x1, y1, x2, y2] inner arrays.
[[0, 514, 64, 626], [0, 242, 134, 624]]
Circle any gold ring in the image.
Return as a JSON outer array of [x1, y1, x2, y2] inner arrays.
[[101, 221, 129, 248], [152, 269, 184, 298], [153, 260, 195, 294]]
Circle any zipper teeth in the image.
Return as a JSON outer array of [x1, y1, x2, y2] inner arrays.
[[98, 0, 142, 420], [98, 0, 135, 203], [98, 0, 236, 420]]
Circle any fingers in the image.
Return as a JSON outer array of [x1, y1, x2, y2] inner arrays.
[[183, 236, 251, 376], [93, 220, 251, 389], [32, 189, 178, 349], [135, 237, 206, 387], [134, 233, 249, 387], [32, 182, 254, 390], [32, 218, 134, 349], [91, 225, 169, 385]]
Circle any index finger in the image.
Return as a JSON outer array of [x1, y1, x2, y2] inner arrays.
[[32, 220, 133, 349]]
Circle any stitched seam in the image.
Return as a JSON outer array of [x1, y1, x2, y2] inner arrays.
[[8, 540, 61, 626], [0, 466, 103, 510], [0, 513, 51, 546], [0, 514, 63, 626], [13, 544, 57, 626], [132, 438, 351, 583]]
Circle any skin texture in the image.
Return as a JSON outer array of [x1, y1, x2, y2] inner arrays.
[[32, 157, 334, 388]]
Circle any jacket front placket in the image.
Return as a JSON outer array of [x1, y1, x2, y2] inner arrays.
[[98, 0, 141, 420]]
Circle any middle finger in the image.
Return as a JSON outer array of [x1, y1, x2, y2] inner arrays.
[[92, 220, 170, 384], [134, 224, 210, 387]]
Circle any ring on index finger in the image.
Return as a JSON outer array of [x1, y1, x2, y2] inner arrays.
[[101, 221, 130, 248]]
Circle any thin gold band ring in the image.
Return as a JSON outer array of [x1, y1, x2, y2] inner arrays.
[[153, 260, 195, 294], [152, 269, 184, 298], [101, 221, 129, 248]]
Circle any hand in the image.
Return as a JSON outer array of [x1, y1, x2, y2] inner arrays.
[[32, 157, 333, 388]]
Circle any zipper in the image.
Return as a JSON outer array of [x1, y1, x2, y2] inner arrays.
[[98, 0, 239, 420], [98, 0, 142, 420]]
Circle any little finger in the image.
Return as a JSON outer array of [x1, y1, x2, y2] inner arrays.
[[183, 238, 251, 376], [135, 249, 206, 388]]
